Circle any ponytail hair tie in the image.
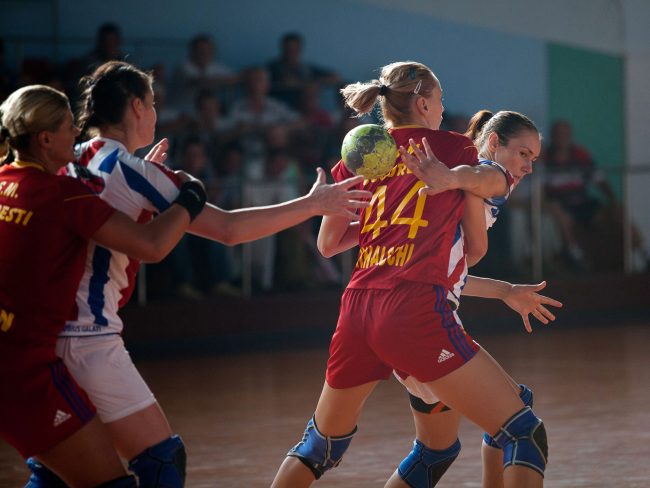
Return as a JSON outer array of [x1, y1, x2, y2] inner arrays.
[[378, 84, 388, 96]]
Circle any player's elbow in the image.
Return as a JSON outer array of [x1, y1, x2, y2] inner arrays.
[[317, 235, 338, 258]]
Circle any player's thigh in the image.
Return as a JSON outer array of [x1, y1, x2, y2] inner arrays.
[[106, 402, 173, 460], [36, 416, 126, 487], [424, 348, 524, 435], [57, 335, 157, 424], [314, 380, 379, 436]]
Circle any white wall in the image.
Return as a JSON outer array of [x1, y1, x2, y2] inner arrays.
[[623, 0, 650, 251], [360, 0, 626, 53]]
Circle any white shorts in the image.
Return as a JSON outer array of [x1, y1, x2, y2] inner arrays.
[[55, 335, 156, 423]]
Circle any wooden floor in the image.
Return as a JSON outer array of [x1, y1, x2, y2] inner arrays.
[[2, 323, 649, 487]]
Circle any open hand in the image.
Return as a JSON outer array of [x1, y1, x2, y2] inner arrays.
[[145, 138, 170, 165], [503, 281, 563, 333], [308, 167, 371, 221]]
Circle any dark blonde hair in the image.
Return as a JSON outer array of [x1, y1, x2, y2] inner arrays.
[[77, 61, 153, 133], [465, 110, 539, 155], [340, 61, 438, 127], [0, 84, 70, 163]]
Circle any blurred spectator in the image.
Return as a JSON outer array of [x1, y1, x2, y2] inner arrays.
[[293, 82, 335, 171], [183, 89, 236, 161], [151, 80, 191, 158], [544, 120, 648, 271], [173, 34, 239, 112], [167, 138, 239, 299], [266, 32, 342, 109], [84, 22, 124, 70], [441, 112, 470, 133], [229, 66, 301, 179], [215, 141, 245, 210], [63, 22, 126, 103]]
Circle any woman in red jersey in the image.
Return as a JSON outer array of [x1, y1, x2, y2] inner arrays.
[[0, 84, 206, 487], [271, 62, 547, 488]]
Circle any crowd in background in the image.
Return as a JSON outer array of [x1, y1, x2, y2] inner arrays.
[[1, 23, 646, 300]]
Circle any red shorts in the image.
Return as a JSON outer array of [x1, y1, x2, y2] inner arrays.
[[0, 352, 96, 458], [326, 281, 479, 389]]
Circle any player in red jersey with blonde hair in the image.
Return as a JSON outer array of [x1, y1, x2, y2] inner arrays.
[[271, 61, 547, 488], [0, 84, 206, 487]]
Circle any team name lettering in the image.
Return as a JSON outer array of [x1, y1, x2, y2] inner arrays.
[[0, 308, 15, 332], [355, 243, 415, 269], [0, 181, 19, 199], [0, 205, 33, 226]]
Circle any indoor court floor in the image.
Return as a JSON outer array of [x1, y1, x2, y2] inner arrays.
[[1, 322, 649, 487]]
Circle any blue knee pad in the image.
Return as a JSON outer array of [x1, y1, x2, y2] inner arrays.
[[96, 475, 138, 487], [398, 438, 461, 488], [287, 416, 357, 480], [128, 435, 186, 488], [483, 384, 534, 448], [24, 458, 67, 488], [493, 407, 548, 476]]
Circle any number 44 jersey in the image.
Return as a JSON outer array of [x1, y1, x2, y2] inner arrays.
[[331, 126, 478, 291]]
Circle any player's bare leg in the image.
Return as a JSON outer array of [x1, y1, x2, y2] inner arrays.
[[271, 380, 378, 488], [106, 402, 173, 460], [35, 417, 132, 487], [425, 349, 545, 488]]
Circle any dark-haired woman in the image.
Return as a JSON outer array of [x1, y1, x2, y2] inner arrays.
[[24, 60, 371, 488], [385, 110, 562, 488], [0, 84, 204, 487], [271, 62, 548, 488]]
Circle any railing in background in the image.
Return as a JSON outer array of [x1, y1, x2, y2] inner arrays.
[[529, 164, 650, 281]]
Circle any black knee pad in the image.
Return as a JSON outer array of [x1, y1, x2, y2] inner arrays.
[[408, 393, 451, 414], [128, 435, 186, 487]]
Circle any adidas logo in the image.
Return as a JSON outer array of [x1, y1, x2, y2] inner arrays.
[[53, 409, 71, 427], [437, 349, 455, 363]]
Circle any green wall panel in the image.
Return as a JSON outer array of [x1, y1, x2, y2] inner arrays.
[[547, 43, 624, 197]]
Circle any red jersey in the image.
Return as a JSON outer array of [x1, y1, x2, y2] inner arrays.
[[331, 127, 478, 290], [0, 162, 115, 359]]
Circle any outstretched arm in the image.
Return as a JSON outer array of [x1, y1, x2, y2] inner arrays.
[[188, 168, 370, 246], [399, 137, 508, 199], [463, 276, 563, 333]]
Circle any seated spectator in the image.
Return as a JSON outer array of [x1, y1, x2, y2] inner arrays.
[[229, 66, 302, 179], [544, 120, 648, 271], [173, 34, 239, 112], [266, 32, 342, 109], [166, 138, 239, 299], [184, 89, 236, 160], [63, 22, 126, 103]]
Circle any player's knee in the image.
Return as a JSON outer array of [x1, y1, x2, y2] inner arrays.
[[96, 475, 138, 487], [408, 393, 451, 415], [128, 435, 186, 488], [483, 384, 534, 449], [493, 407, 548, 476], [24, 458, 67, 488], [398, 438, 461, 488], [287, 416, 357, 480]]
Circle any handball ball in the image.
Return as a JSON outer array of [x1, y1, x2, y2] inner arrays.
[[341, 124, 397, 179]]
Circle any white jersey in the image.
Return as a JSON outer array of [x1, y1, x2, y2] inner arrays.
[[61, 137, 181, 336], [448, 160, 515, 308]]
